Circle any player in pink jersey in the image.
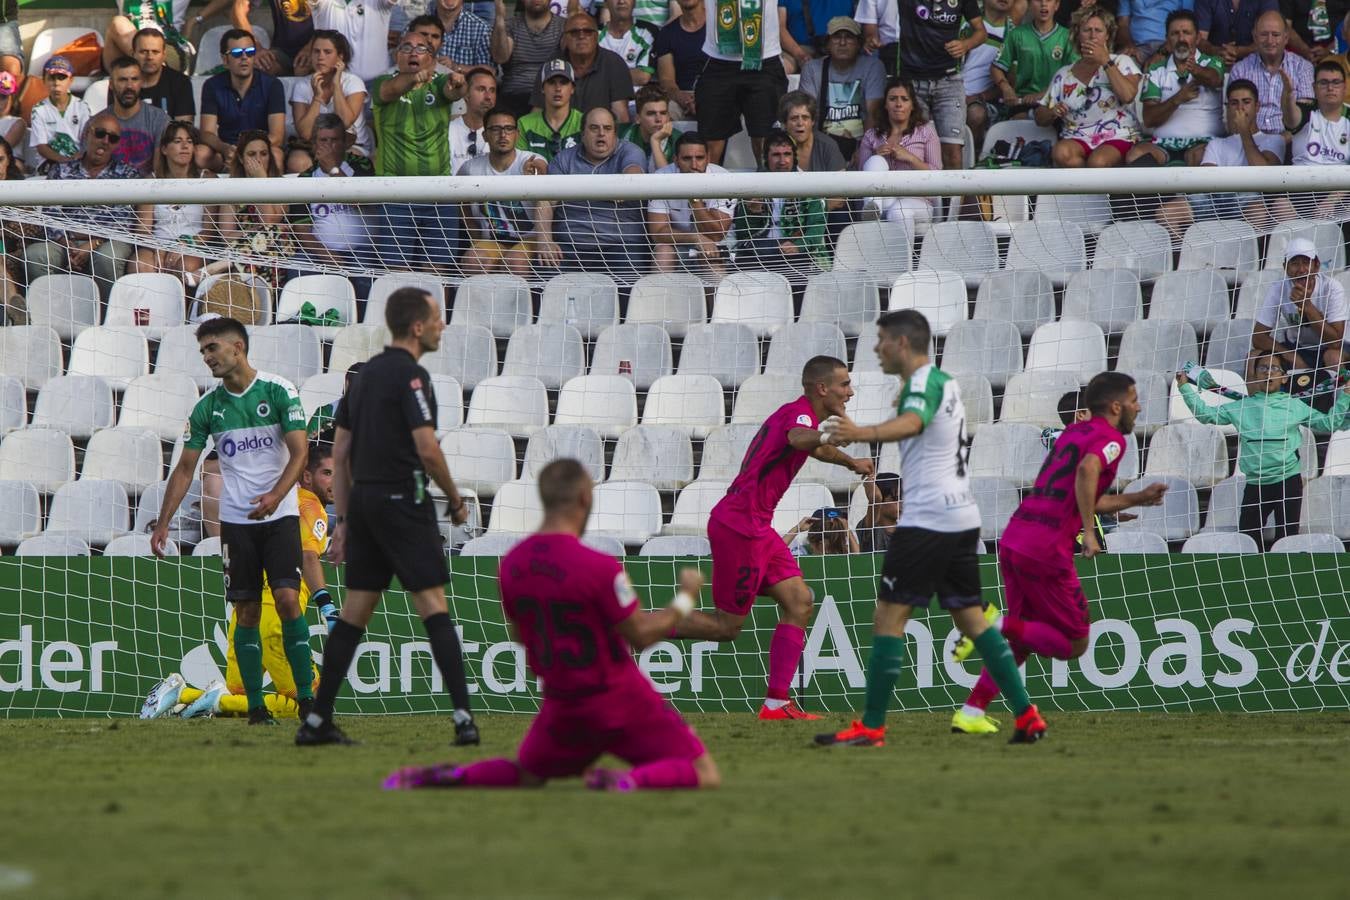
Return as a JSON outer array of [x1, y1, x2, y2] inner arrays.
[[382, 459, 720, 792], [671, 356, 874, 721], [950, 372, 1168, 736]]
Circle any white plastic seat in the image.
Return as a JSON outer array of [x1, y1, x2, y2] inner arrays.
[[845, 373, 901, 425], [1200, 474, 1245, 534], [328, 324, 389, 374], [941, 319, 1022, 389], [27, 274, 101, 341], [66, 326, 150, 391], [1000, 371, 1081, 427], [666, 480, 729, 535], [16, 534, 91, 557], [1116, 319, 1200, 374], [887, 270, 968, 337], [1025, 321, 1106, 383], [1062, 269, 1142, 335], [711, 273, 793, 337], [429, 374, 464, 433], [465, 376, 550, 437], [1323, 431, 1350, 476], [625, 273, 707, 339], [554, 375, 638, 439], [0, 428, 75, 493], [45, 479, 131, 547], [1115, 475, 1200, 540], [105, 273, 186, 339], [276, 274, 357, 340], [248, 325, 322, 386], [488, 479, 544, 534], [771, 483, 836, 534], [590, 324, 673, 390], [1168, 368, 1245, 433], [118, 374, 199, 441], [420, 323, 498, 389], [154, 325, 216, 389], [834, 221, 915, 284], [676, 323, 761, 388], [731, 374, 801, 424], [589, 481, 664, 545], [698, 425, 758, 481], [0, 326, 63, 391], [1145, 422, 1229, 488], [451, 274, 533, 338], [1264, 220, 1345, 270], [0, 481, 41, 544], [1121, 369, 1171, 437], [299, 372, 345, 418], [0, 376, 25, 434], [640, 535, 711, 556], [917, 222, 999, 286], [32, 375, 116, 438], [134, 479, 203, 544], [539, 273, 620, 340], [642, 374, 725, 438], [799, 271, 881, 337], [80, 427, 163, 495], [1178, 220, 1260, 283], [29, 26, 103, 77], [104, 533, 179, 557], [763, 322, 848, 376], [610, 425, 695, 492], [501, 323, 585, 390], [973, 270, 1055, 337], [189, 535, 222, 556], [1104, 531, 1168, 553], [522, 425, 606, 483], [1204, 318, 1255, 373], [1302, 476, 1350, 538], [1149, 269, 1231, 337], [969, 422, 1045, 488], [1114, 433, 1142, 487], [1092, 221, 1175, 280], [365, 274, 447, 325], [1271, 533, 1344, 553], [1233, 268, 1282, 321], [1181, 532, 1259, 554], [1034, 193, 1112, 233], [971, 476, 1019, 540], [441, 428, 517, 499], [955, 373, 995, 431], [980, 118, 1057, 159], [459, 533, 524, 556], [1005, 221, 1087, 286]]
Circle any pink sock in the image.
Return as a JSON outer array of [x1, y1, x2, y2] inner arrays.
[[766, 622, 806, 701], [1002, 617, 1074, 659], [627, 758, 699, 789], [456, 758, 522, 787], [965, 648, 1027, 711]]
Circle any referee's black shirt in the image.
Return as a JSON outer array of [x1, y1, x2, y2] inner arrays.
[[335, 346, 438, 484]]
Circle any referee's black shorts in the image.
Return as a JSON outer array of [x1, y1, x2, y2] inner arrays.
[[220, 517, 302, 602], [877, 526, 983, 610], [345, 482, 448, 593]]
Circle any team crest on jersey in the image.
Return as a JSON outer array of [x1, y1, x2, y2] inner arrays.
[[796, 413, 813, 426], [1052, 45, 1064, 59], [312, 518, 327, 542], [424, 90, 437, 106], [613, 571, 638, 608], [256, 402, 270, 418], [1102, 441, 1121, 463]]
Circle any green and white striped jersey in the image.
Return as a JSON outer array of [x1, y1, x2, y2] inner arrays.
[[895, 364, 981, 532]]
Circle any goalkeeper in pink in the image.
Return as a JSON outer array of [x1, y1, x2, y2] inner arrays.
[[383, 458, 720, 792]]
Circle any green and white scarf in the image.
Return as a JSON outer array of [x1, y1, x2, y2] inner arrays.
[[715, 0, 764, 71]]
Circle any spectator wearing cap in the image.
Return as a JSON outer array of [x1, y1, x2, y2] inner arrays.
[[459, 107, 551, 277], [783, 506, 859, 555], [199, 29, 287, 172], [697, 0, 787, 167], [732, 129, 828, 275], [291, 113, 381, 272], [1253, 238, 1348, 371], [777, 0, 854, 68], [648, 131, 734, 275], [620, 84, 681, 168], [450, 67, 497, 175], [1229, 10, 1312, 134], [0, 0, 21, 81], [518, 59, 584, 159], [530, 12, 633, 121], [311, 0, 398, 82], [491, 0, 565, 118], [797, 17, 884, 163], [854, 473, 901, 554], [434, 0, 494, 72], [29, 56, 93, 169], [134, 28, 195, 121], [106, 55, 171, 175], [599, 0, 661, 87], [0, 70, 23, 151], [654, 0, 707, 120]]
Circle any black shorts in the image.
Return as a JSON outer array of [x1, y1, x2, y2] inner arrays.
[[877, 526, 983, 610], [346, 482, 449, 593], [220, 516, 303, 602], [695, 56, 787, 140]]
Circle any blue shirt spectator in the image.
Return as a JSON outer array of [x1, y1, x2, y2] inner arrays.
[[1195, 0, 1277, 59], [1118, 0, 1195, 55]]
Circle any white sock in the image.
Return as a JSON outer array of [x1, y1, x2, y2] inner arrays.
[[961, 704, 987, 719], [763, 698, 789, 710]]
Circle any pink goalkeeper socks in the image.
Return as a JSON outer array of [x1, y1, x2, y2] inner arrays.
[[766, 623, 807, 702], [628, 758, 699, 789], [456, 758, 523, 787]]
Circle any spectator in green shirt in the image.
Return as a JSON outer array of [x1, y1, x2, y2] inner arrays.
[[732, 129, 829, 275], [619, 84, 681, 169], [517, 59, 584, 160], [992, 0, 1079, 115], [1177, 353, 1350, 547]]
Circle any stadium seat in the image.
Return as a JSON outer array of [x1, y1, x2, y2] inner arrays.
[[1116, 475, 1200, 540], [1323, 431, 1350, 476], [421, 323, 498, 389], [459, 533, 524, 556], [590, 323, 673, 390], [429, 374, 464, 433], [32, 375, 115, 438], [45, 479, 131, 548], [450, 274, 532, 338], [969, 422, 1045, 488], [1145, 422, 1228, 488], [1148, 270, 1231, 337], [0, 428, 75, 493], [16, 534, 91, 557], [134, 479, 203, 545], [1034, 193, 1112, 233], [1168, 368, 1245, 433], [1104, 531, 1168, 553], [625, 273, 707, 339], [190, 273, 273, 325], [104, 534, 178, 557], [972, 270, 1055, 338], [1025, 321, 1106, 383], [971, 476, 1019, 541], [887, 270, 968, 337], [1123, 369, 1171, 437], [878, 441, 900, 478], [640, 535, 711, 556], [465, 376, 549, 437], [1178, 220, 1259, 283], [1091, 221, 1175, 280], [27, 274, 101, 341], [0, 481, 41, 545], [955, 373, 995, 431], [80, 427, 163, 495], [118, 374, 199, 441], [1116, 319, 1200, 374], [328, 324, 389, 374], [764, 322, 848, 376], [248, 325, 322, 387], [917, 222, 1000, 287], [711, 273, 793, 337], [554, 375, 638, 439], [0, 326, 63, 392], [0, 376, 25, 434], [798, 437, 869, 493], [1114, 433, 1142, 487], [300, 372, 344, 418], [731, 374, 800, 424], [277, 275, 356, 340], [723, 129, 757, 170], [66, 326, 150, 392], [105, 273, 186, 339], [940, 319, 1023, 389], [1181, 532, 1259, 554], [698, 425, 758, 481], [666, 480, 729, 535], [365, 274, 447, 324], [1233, 268, 1281, 321], [834, 221, 914, 284], [523, 425, 606, 483], [193, 536, 222, 556], [1271, 533, 1344, 553], [1204, 318, 1256, 373], [980, 118, 1057, 160], [1000, 371, 1081, 427], [1062, 269, 1142, 335], [1005, 221, 1087, 286], [539, 274, 621, 341], [770, 483, 836, 534], [677, 323, 761, 388], [154, 325, 216, 389], [799, 271, 880, 337], [642, 374, 725, 438], [610, 425, 695, 492], [28, 27, 102, 86], [488, 479, 544, 534], [589, 482, 663, 545], [440, 428, 517, 499], [1301, 475, 1350, 538], [845, 372, 901, 424], [501, 323, 585, 390], [1264, 219, 1345, 271], [1199, 474, 1282, 542]]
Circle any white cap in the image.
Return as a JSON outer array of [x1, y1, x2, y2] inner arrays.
[[1284, 238, 1318, 263]]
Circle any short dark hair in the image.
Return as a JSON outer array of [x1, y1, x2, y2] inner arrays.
[[634, 84, 668, 112], [538, 458, 591, 511], [674, 131, 707, 153], [1057, 391, 1082, 426], [195, 316, 250, 352], [307, 443, 333, 472], [407, 13, 444, 37], [310, 29, 353, 63], [876, 472, 900, 500], [762, 128, 796, 168], [465, 65, 497, 87], [801, 355, 846, 389], [778, 89, 817, 125], [131, 28, 165, 49], [1164, 8, 1197, 30], [485, 106, 518, 126], [312, 112, 346, 137], [220, 27, 256, 54], [385, 287, 436, 337], [1227, 78, 1259, 100], [1316, 59, 1346, 79], [877, 309, 931, 352], [109, 55, 140, 74], [1083, 372, 1135, 415]]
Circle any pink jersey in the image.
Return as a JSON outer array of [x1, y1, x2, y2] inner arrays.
[[1001, 416, 1125, 565], [499, 534, 647, 700], [712, 396, 818, 533]]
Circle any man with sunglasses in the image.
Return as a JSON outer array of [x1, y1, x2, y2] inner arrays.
[[200, 28, 287, 171], [529, 12, 633, 122]]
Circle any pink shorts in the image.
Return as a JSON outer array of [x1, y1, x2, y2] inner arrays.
[[516, 683, 706, 780], [998, 544, 1091, 641], [708, 513, 803, 616], [1067, 138, 1133, 158]]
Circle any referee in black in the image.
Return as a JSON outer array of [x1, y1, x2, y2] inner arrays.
[[297, 287, 479, 747]]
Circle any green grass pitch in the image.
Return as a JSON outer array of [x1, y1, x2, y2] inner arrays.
[[1, 712, 1347, 899]]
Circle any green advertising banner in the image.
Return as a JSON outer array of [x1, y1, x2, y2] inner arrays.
[[2, 554, 1349, 717]]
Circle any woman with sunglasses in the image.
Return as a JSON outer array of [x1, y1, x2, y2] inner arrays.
[[129, 121, 211, 286], [291, 29, 373, 156]]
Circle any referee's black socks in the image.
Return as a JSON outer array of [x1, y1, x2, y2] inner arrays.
[[311, 619, 365, 722], [423, 612, 473, 717]]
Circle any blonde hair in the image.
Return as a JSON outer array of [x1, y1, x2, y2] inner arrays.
[[1071, 6, 1116, 48]]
